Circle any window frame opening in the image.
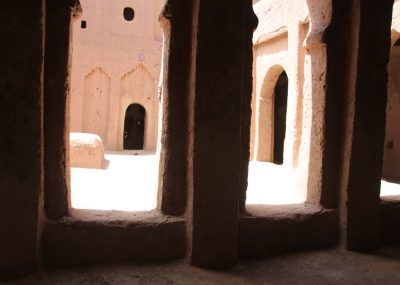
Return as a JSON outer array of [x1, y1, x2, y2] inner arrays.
[[67, 0, 165, 212], [123, 7, 135, 21], [43, 0, 193, 217], [245, 0, 332, 208], [42, 0, 193, 263]]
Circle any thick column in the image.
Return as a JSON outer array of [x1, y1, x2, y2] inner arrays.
[[0, 0, 45, 277], [323, 0, 357, 211], [157, 0, 193, 216], [344, 0, 393, 250], [239, 2, 258, 212], [187, 0, 254, 268], [44, 0, 81, 219], [330, 0, 393, 250], [294, 0, 332, 205]]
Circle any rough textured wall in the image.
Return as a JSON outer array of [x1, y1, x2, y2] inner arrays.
[[323, 0, 357, 213], [44, 0, 80, 220], [83, 68, 111, 144], [0, 0, 44, 277], [250, 0, 331, 206], [157, 0, 193, 216]]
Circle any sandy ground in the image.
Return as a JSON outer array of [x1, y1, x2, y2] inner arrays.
[[71, 152, 400, 211]]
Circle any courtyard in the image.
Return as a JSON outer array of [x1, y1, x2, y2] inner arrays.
[[71, 153, 400, 211]]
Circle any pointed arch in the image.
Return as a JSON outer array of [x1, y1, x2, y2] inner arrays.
[[255, 65, 288, 162], [82, 67, 111, 145], [118, 64, 158, 151]]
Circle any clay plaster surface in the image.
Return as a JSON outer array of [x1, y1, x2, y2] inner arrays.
[[250, 0, 400, 204], [70, 132, 105, 168], [69, 0, 164, 151]]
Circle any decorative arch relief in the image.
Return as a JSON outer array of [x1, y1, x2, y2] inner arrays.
[[118, 64, 158, 151], [82, 67, 111, 145], [121, 64, 155, 103]]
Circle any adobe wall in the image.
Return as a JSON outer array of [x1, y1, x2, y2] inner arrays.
[[0, 0, 45, 276], [2, 0, 400, 278], [251, 0, 309, 165], [69, 0, 164, 151]]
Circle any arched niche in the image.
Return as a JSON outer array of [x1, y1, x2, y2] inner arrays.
[[82, 67, 111, 145], [255, 65, 289, 163]]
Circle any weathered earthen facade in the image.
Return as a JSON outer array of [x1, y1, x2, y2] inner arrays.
[[250, 0, 331, 203], [1, 0, 400, 282], [70, 0, 164, 151]]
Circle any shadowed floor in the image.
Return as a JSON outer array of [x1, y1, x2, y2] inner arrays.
[[12, 247, 400, 285]]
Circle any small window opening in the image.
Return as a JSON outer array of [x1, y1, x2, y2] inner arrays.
[[123, 7, 135, 21], [68, 1, 164, 211], [246, 16, 311, 206]]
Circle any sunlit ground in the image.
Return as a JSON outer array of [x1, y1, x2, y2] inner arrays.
[[246, 161, 306, 205], [71, 151, 158, 211], [381, 179, 400, 196], [71, 154, 400, 211]]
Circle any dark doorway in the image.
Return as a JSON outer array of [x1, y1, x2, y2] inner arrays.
[[124, 104, 145, 150], [273, 71, 288, 165]]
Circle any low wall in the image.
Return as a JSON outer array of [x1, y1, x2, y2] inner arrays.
[[70, 132, 104, 168]]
